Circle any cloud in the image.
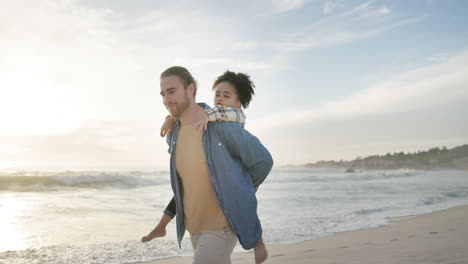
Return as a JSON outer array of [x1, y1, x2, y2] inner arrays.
[[363, 6, 391, 17], [224, 1, 419, 71], [1, 0, 459, 168], [251, 49, 468, 130], [339, 1, 390, 18], [268, 0, 311, 13], [323, 0, 344, 14], [425, 53, 451, 63], [342, 0, 375, 17], [250, 49, 468, 165], [264, 16, 423, 61], [0, 0, 160, 134], [188, 7, 421, 78], [0, 0, 424, 135]]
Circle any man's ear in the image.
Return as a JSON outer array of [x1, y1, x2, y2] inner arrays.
[[188, 83, 196, 98]]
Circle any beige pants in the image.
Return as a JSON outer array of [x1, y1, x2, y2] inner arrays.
[[190, 227, 238, 264]]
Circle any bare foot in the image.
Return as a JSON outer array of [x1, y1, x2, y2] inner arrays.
[[141, 226, 166, 242], [254, 238, 268, 264]]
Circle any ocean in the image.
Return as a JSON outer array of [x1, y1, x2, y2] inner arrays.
[[1, 168, 468, 264]]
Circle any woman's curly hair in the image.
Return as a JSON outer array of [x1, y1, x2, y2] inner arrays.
[[212, 70, 255, 108]]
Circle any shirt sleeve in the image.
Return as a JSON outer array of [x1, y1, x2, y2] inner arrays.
[[205, 105, 246, 124], [217, 123, 273, 189], [163, 197, 176, 218]]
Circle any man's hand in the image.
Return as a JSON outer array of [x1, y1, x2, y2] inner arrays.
[[161, 115, 175, 137], [193, 111, 209, 131]]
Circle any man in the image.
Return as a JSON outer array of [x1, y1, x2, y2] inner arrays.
[[143, 66, 273, 264]]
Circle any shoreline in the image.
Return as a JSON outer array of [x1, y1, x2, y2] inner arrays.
[[142, 205, 468, 264], [280, 166, 468, 172]]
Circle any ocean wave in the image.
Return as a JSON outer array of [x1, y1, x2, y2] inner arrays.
[[269, 169, 417, 183], [353, 207, 390, 216], [0, 239, 190, 264], [418, 188, 468, 206], [0, 171, 170, 192]]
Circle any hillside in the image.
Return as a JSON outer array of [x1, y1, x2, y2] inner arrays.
[[304, 144, 468, 171]]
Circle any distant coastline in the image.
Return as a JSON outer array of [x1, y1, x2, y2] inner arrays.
[[294, 144, 468, 171]]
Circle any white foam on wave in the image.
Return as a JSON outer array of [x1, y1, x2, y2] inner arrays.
[[0, 171, 171, 191], [267, 168, 418, 183], [51, 173, 169, 187], [0, 239, 193, 264]]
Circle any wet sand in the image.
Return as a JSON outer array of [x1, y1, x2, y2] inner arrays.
[[145, 205, 468, 264]]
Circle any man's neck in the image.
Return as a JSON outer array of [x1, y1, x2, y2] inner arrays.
[[179, 102, 204, 126]]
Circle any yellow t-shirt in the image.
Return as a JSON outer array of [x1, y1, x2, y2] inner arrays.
[[175, 124, 229, 235]]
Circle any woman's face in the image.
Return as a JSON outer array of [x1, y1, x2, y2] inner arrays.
[[213, 81, 241, 108]]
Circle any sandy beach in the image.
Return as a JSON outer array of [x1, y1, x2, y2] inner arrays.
[[145, 205, 468, 264]]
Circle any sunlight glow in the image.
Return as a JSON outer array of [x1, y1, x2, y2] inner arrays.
[[0, 194, 28, 252], [0, 71, 82, 135], [0, 161, 13, 170]]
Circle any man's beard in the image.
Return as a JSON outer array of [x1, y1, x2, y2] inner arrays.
[[169, 92, 190, 118]]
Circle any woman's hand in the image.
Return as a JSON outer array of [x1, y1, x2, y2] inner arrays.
[[193, 111, 209, 131], [160, 115, 175, 137]]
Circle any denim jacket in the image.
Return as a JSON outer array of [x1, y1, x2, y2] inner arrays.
[[164, 103, 273, 250]]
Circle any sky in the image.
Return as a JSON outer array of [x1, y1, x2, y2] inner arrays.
[[1, 0, 468, 170]]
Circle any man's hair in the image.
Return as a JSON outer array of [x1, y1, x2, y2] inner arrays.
[[212, 70, 255, 108], [161, 66, 198, 97]]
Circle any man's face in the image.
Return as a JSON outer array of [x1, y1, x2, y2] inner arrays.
[[160, 75, 190, 118]]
